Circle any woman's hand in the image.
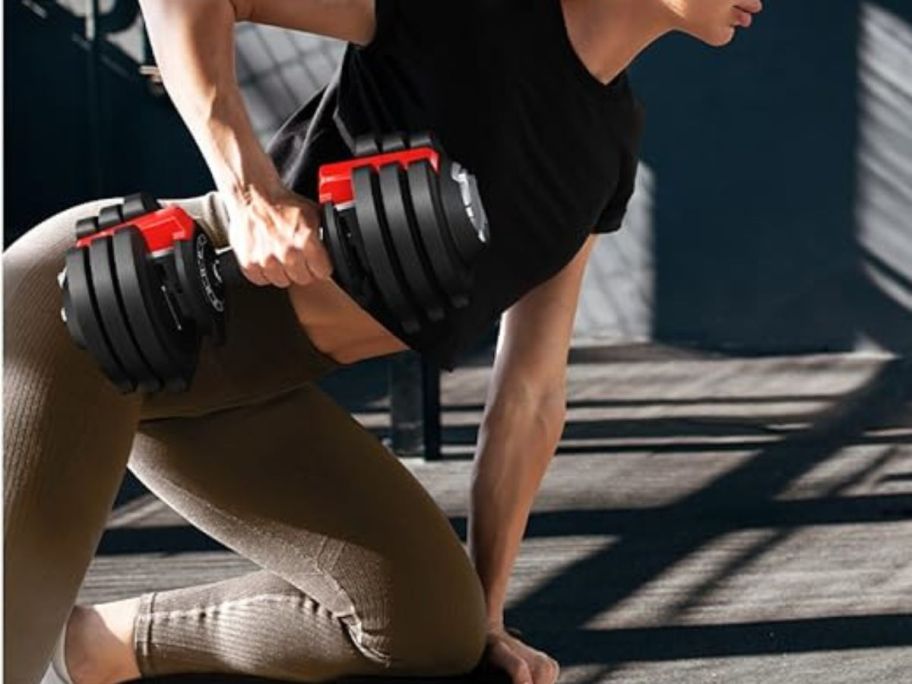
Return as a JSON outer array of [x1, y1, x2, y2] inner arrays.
[[139, 0, 360, 289], [483, 625, 560, 684], [224, 182, 334, 288]]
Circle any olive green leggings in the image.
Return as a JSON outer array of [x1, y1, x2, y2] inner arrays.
[[3, 191, 487, 684]]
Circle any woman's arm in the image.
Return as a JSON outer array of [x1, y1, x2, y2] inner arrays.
[[469, 234, 598, 684], [137, 0, 373, 286], [229, 0, 375, 41]]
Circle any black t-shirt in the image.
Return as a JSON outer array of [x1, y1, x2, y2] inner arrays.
[[267, 0, 646, 371]]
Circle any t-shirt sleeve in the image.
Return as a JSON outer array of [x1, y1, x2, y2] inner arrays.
[[592, 147, 639, 234]]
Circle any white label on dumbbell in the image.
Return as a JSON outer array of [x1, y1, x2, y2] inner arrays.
[[195, 232, 225, 313], [450, 162, 489, 243]]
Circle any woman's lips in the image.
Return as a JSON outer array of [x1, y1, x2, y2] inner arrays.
[[734, 7, 753, 27], [733, 2, 762, 28]]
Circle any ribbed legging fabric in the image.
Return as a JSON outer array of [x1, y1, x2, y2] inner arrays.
[[4, 191, 487, 684]]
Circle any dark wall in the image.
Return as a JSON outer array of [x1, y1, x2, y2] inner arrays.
[[4, 1, 213, 245], [631, 1, 861, 354], [624, 0, 912, 356]]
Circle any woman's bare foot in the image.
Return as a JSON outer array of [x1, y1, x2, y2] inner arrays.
[[65, 598, 142, 684]]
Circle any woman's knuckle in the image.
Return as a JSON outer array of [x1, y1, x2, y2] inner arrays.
[[530, 656, 556, 681], [292, 268, 312, 286]]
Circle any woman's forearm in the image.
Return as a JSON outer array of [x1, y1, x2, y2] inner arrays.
[[468, 394, 566, 628], [138, 0, 282, 203]]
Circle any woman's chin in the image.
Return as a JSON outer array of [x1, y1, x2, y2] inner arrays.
[[700, 25, 737, 47]]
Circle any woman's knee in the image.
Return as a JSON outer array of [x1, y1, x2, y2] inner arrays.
[[368, 550, 488, 675], [383, 594, 487, 676]]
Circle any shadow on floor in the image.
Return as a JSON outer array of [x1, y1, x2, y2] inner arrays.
[[132, 669, 511, 684]]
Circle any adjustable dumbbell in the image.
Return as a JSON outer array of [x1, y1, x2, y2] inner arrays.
[[320, 130, 488, 333], [59, 130, 489, 394]]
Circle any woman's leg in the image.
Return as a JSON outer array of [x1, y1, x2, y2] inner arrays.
[[4, 197, 146, 684], [125, 381, 487, 680], [3, 188, 337, 684]]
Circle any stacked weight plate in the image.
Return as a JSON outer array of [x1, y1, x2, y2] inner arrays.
[[60, 193, 226, 394], [59, 131, 489, 394], [321, 130, 489, 335]]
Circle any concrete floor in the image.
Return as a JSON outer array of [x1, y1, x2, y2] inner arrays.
[[80, 345, 912, 683]]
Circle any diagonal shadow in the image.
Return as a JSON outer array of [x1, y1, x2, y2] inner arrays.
[[97, 492, 912, 556], [516, 615, 912, 666], [665, 443, 906, 618], [504, 356, 912, 654]]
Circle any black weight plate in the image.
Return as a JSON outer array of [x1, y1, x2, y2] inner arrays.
[[122, 192, 161, 221], [63, 246, 135, 393], [151, 256, 198, 392], [61, 276, 88, 350], [338, 205, 370, 276], [380, 132, 407, 152], [98, 204, 124, 229], [322, 204, 363, 303], [438, 159, 487, 267], [76, 216, 99, 239], [354, 133, 380, 157], [89, 236, 162, 393], [113, 228, 196, 392], [195, 231, 228, 344], [378, 163, 446, 322], [408, 131, 440, 151], [405, 160, 470, 308], [173, 230, 226, 339], [333, 208, 377, 305], [423, 164, 474, 289], [214, 248, 243, 292], [351, 166, 421, 333]]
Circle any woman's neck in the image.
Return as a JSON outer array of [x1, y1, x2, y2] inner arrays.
[[560, 0, 673, 85]]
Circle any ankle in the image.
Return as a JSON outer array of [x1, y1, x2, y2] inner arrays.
[[64, 605, 104, 684], [65, 601, 140, 684]]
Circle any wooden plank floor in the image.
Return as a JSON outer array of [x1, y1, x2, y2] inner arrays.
[[80, 344, 912, 683]]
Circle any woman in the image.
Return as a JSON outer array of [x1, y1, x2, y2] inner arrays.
[[4, 0, 762, 683]]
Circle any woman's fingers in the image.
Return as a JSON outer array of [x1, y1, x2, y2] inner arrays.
[[485, 629, 561, 684], [241, 262, 270, 287], [261, 254, 291, 288], [234, 238, 270, 286], [281, 247, 315, 286], [301, 232, 334, 280], [225, 185, 332, 289], [530, 653, 560, 684], [491, 640, 533, 684]]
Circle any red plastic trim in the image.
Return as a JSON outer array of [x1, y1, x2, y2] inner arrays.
[[75, 205, 196, 253], [318, 147, 440, 205]]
